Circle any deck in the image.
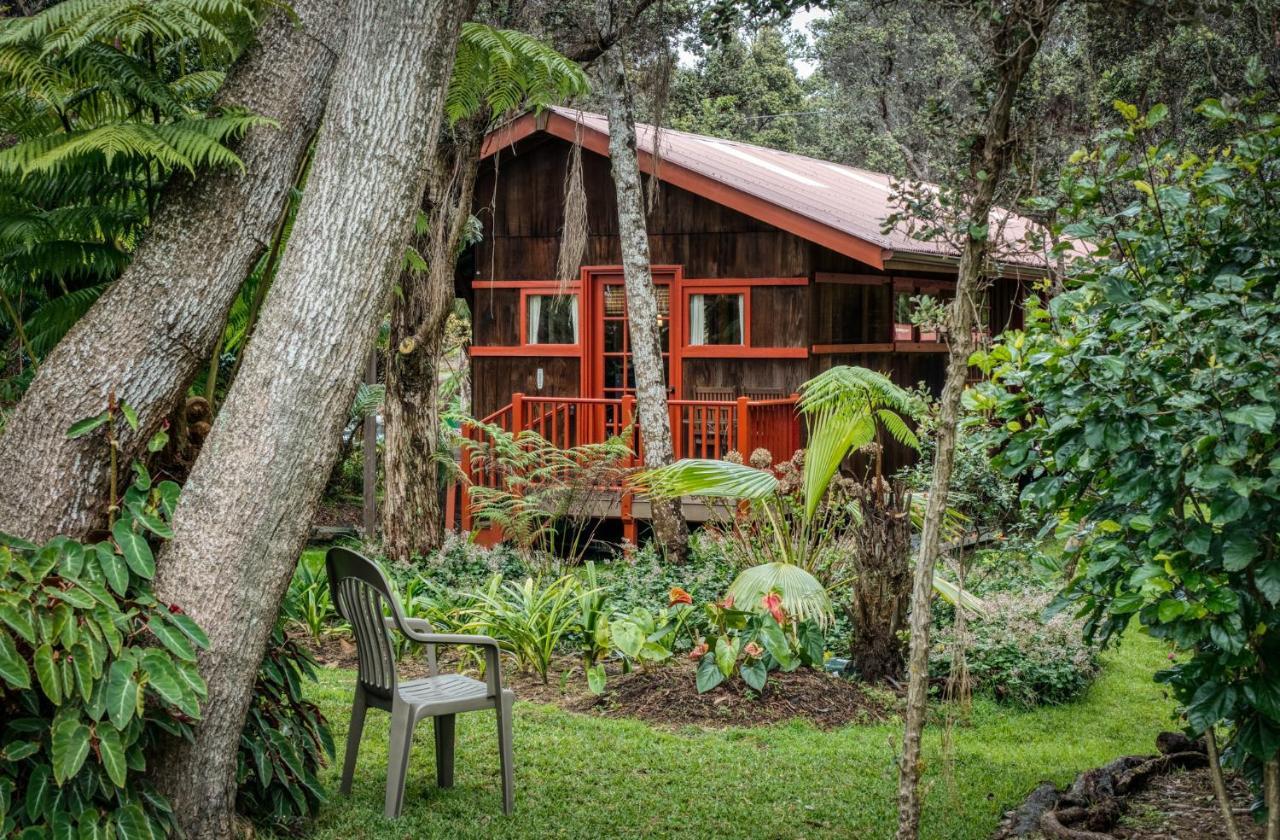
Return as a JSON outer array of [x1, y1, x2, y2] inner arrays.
[[459, 392, 802, 543]]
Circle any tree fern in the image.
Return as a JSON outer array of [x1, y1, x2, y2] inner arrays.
[[447, 22, 589, 127], [0, 0, 258, 388]]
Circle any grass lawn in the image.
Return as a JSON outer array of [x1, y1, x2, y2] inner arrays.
[[295, 632, 1175, 839]]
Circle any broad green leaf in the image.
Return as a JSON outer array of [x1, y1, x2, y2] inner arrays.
[[50, 718, 91, 784], [105, 660, 138, 730], [147, 617, 196, 662], [166, 611, 208, 648], [2, 740, 39, 761], [113, 804, 152, 840], [1222, 534, 1258, 571], [95, 543, 129, 597], [757, 616, 797, 672], [112, 521, 154, 579], [0, 627, 31, 689], [695, 652, 724, 694], [1223, 404, 1275, 433], [126, 502, 171, 540], [24, 765, 52, 822], [96, 726, 127, 787], [610, 620, 644, 660], [740, 658, 767, 692], [77, 814, 110, 840], [586, 664, 606, 695], [141, 651, 190, 712], [35, 643, 62, 704], [120, 402, 139, 431], [714, 636, 738, 678]]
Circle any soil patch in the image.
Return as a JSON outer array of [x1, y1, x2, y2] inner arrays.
[[571, 660, 898, 729], [306, 633, 895, 729], [1114, 766, 1262, 840]]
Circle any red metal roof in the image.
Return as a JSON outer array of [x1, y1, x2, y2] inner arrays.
[[482, 107, 1056, 273]]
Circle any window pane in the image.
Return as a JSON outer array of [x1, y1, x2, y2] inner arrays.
[[604, 320, 624, 352], [689, 293, 743, 346], [527, 294, 578, 344]]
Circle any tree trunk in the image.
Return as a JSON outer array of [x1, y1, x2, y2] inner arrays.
[[895, 4, 1060, 837], [382, 123, 484, 563], [595, 3, 689, 561], [848, 479, 913, 683], [150, 0, 473, 834], [0, 0, 347, 543]]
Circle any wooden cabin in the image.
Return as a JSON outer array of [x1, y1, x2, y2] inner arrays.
[[457, 107, 1051, 539]]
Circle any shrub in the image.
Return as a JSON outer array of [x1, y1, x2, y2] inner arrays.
[[460, 574, 582, 683], [693, 595, 825, 694], [0, 468, 207, 837], [929, 591, 1099, 707], [236, 624, 335, 833], [281, 551, 335, 643]]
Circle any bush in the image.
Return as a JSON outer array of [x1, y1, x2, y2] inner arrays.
[[930, 591, 1099, 707], [0, 470, 206, 837], [236, 624, 335, 833]]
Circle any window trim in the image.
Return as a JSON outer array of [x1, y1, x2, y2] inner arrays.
[[517, 287, 583, 351]]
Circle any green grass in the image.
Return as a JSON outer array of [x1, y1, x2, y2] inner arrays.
[[297, 633, 1174, 839]]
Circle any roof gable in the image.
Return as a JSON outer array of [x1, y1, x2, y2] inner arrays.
[[481, 107, 1054, 274]]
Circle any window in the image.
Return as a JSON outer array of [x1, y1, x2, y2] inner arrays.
[[688, 293, 743, 346], [526, 294, 578, 345]]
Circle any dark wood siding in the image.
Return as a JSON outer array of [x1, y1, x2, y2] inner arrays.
[[682, 358, 807, 400], [472, 356, 580, 421], [472, 288, 520, 346], [751, 286, 807, 347]]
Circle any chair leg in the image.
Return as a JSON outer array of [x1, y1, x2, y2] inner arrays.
[[434, 714, 456, 789], [384, 704, 415, 820], [340, 685, 368, 796], [495, 690, 515, 815]]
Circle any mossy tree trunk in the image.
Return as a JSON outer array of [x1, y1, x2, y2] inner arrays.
[[848, 479, 913, 682]]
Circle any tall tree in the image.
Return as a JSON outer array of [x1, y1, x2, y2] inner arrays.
[[595, 0, 689, 561], [893, 2, 1063, 837], [0, 0, 347, 542], [382, 22, 587, 563], [149, 0, 473, 832]]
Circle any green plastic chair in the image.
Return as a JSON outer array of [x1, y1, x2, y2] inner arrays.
[[325, 547, 515, 818]]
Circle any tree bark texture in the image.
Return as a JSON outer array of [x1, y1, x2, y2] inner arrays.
[[382, 123, 484, 563], [595, 4, 689, 560], [895, 4, 1060, 837], [150, 1, 473, 834], [847, 479, 913, 683], [0, 0, 347, 543]]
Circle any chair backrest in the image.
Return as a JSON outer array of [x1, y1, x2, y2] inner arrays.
[[325, 547, 403, 699], [694, 386, 735, 402]]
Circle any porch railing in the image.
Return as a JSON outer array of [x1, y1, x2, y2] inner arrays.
[[459, 392, 801, 540]]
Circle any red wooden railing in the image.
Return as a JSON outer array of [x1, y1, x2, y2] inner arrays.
[[458, 393, 801, 541]]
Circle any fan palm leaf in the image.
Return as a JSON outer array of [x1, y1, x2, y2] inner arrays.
[[727, 562, 834, 628]]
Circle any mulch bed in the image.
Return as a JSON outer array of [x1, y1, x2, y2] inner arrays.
[[305, 633, 896, 729], [1113, 767, 1262, 840], [997, 733, 1262, 840], [569, 660, 898, 729]]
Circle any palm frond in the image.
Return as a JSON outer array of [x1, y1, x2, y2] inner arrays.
[[727, 562, 835, 628], [635, 458, 779, 501]]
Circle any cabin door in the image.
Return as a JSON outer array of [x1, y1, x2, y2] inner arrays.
[[586, 268, 679, 402]]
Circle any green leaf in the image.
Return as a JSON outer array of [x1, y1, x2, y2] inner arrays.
[[95, 543, 129, 597], [66, 412, 109, 439], [127, 504, 172, 540], [2, 740, 39, 761], [35, 643, 62, 704], [166, 611, 208, 648], [1186, 681, 1236, 735], [77, 813, 110, 840], [50, 718, 91, 784], [141, 650, 190, 712], [714, 636, 738, 678], [1222, 534, 1258, 571], [695, 652, 724, 694], [147, 617, 196, 662], [24, 765, 52, 822], [740, 658, 767, 692], [611, 620, 644, 660], [586, 664, 606, 695], [0, 627, 31, 689], [120, 402, 139, 431], [105, 660, 138, 730], [1223, 404, 1275, 433], [97, 726, 127, 787], [113, 804, 152, 840], [112, 520, 154, 579], [757, 616, 798, 672]]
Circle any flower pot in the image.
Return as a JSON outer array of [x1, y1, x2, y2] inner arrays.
[[894, 323, 915, 342], [919, 329, 939, 342]]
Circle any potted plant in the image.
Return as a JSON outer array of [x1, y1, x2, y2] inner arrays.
[[893, 282, 915, 341], [910, 293, 947, 343]]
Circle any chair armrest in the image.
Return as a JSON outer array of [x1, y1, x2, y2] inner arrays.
[[383, 619, 504, 694]]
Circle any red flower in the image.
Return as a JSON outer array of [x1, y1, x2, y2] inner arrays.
[[744, 642, 764, 658], [668, 587, 693, 607], [689, 641, 709, 660], [717, 594, 735, 610], [761, 592, 786, 626], [168, 603, 184, 615]]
